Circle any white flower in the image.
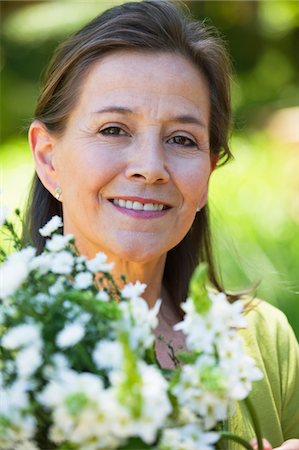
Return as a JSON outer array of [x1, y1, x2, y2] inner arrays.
[[46, 234, 73, 252], [109, 362, 172, 444], [172, 356, 229, 429], [2, 323, 41, 350], [74, 272, 93, 289], [134, 363, 172, 443], [16, 345, 42, 379], [56, 323, 85, 348], [0, 247, 36, 299], [1, 379, 30, 416], [52, 353, 70, 370], [49, 276, 65, 295], [86, 252, 114, 273], [175, 292, 247, 354], [121, 280, 147, 299], [39, 370, 121, 449], [51, 251, 74, 274], [78, 312, 92, 326], [29, 252, 54, 274], [43, 353, 70, 379], [1, 380, 36, 446], [160, 425, 219, 450], [39, 215, 63, 237], [39, 370, 105, 409], [208, 293, 247, 329], [174, 298, 216, 353], [93, 341, 123, 370], [75, 255, 87, 272], [117, 298, 161, 351], [96, 289, 110, 302], [218, 336, 263, 400]]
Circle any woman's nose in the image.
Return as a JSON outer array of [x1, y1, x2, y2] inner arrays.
[[125, 135, 170, 184]]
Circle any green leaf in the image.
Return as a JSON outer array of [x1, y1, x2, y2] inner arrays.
[[175, 350, 198, 364], [189, 263, 212, 315], [219, 431, 254, 450], [118, 437, 156, 449], [117, 332, 143, 419]]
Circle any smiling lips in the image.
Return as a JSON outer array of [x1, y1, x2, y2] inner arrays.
[[109, 197, 170, 212]]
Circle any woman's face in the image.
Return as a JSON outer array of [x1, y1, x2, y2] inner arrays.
[[49, 51, 212, 262]]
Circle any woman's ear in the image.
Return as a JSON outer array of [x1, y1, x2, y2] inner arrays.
[[197, 154, 219, 210], [29, 120, 58, 195]]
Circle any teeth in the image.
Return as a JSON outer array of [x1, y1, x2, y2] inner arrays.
[[133, 201, 143, 210], [112, 199, 165, 211]]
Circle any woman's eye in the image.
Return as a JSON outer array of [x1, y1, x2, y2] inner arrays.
[[99, 126, 128, 136], [168, 135, 197, 147]]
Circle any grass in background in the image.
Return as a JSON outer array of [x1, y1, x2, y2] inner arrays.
[[1, 133, 298, 338]]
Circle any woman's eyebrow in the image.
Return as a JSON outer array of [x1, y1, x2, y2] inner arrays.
[[170, 114, 206, 129], [91, 106, 133, 115], [91, 108, 206, 128]]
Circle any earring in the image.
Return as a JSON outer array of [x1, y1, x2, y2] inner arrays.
[[196, 207, 201, 213], [54, 186, 62, 201]]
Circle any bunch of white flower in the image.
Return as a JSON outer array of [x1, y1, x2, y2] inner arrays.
[[38, 361, 171, 449], [38, 370, 120, 449], [0, 214, 264, 450], [172, 290, 263, 431], [118, 286, 161, 352]]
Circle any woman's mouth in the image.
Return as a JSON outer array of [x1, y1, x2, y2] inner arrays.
[[111, 199, 167, 211], [107, 197, 171, 216]]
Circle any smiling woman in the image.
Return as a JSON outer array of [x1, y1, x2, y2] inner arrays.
[[25, 1, 230, 316], [31, 51, 211, 277], [22, 1, 299, 448]]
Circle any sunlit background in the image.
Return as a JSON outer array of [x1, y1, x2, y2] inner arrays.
[[1, 0, 299, 338]]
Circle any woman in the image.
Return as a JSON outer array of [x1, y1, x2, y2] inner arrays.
[[25, 0, 298, 448]]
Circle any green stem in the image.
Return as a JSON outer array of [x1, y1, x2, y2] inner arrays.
[[244, 397, 264, 450], [219, 431, 254, 450]]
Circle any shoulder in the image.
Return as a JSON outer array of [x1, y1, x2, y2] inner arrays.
[[228, 299, 299, 442], [243, 298, 291, 328], [244, 299, 296, 346], [241, 298, 298, 360], [241, 299, 299, 440]]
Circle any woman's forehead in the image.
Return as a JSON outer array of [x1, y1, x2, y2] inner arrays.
[[72, 50, 210, 123], [85, 50, 207, 88]]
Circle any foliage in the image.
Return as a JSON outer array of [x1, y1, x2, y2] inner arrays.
[[1, 0, 298, 141], [210, 132, 299, 338]]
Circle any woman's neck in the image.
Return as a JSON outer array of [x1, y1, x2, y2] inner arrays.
[[73, 237, 167, 308], [108, 254, 167, 308]]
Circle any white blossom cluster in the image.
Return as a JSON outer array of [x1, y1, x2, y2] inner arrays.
[[0, 215, 263, 450], [37, 363, 171, 449], [172, 292, 263, 430]]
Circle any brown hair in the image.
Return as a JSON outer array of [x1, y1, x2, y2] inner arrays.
[[24, 0, 233, 314]]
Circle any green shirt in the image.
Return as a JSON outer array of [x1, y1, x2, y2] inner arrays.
[[228, 300, 299, 447]]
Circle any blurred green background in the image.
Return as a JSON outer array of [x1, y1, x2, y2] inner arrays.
[[1, 0, 299, 338]]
